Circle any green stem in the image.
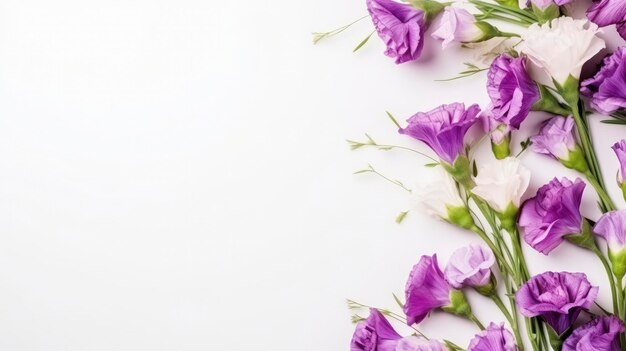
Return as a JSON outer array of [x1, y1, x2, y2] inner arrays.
[[469, 0, 537, 22], [492, 294, 524, 349], [479, 14, 530, 27], [585, 171, 617, 212], [471, 225, 516, 277], [469, 313, 486, 330], [592, 246, 619, 315], [497, 31, 521, 38]]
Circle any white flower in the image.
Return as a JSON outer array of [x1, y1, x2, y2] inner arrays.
[[432, 7, 484, 48], [520, 17, 605, 85], [471, 157, 531, 213], [414, 166, 465, 219]]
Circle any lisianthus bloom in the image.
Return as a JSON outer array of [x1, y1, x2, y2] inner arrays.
[[468, 322, 518, 351], [444, 244, 495, 291], [613, 140, 626, 200], [520, 17, 605, 85], [415, 167, 474, 229], [587, 0, 626, 41], [399, 103, 480, 165], [431, 7, 501, 48], [594, 211, 626, 277], [531, 116, 588, 173], [351, 309, 446, 351], [367, 0, 426, 64], [580, 48, 626, 115], [519, 177, 586, 255], [562, 316, 625, 351], [516, 271, 598, 336], [485, 54, 539, 131], [471, 157, 531, 216], [405, 254, 466, 325]]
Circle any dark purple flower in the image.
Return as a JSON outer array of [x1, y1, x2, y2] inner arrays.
[[587, 0, 626, 41], [518, 177, 586, 255], [468, 322, 518, 351], [484, 54, 539, 132], [516, 271, 598, 336], [580, 47, 626, 114], [613, 140, 626, 184], [562, 316, 625, 351], [367, 0, 426, 64], [399, 103, 480, 164], [404, 254, 452, 325]]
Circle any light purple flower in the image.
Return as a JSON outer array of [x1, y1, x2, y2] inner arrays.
[[399, 103, 480, 164], [562, 316, 625, 351], [483, 54, 539, 138], [580, 48, 626, 114], [518, 177, 586, 255], [613, 140, 626, 184], [351, 309, 447, 351], [520, 0, 574, 9], [531, 116, 577, 161], [431, 7, 483, 48], [404, 254, 452, 325], [468, 322, 518, 351], [367, 0, 426, 64], [594, 211, 626, 253], [516, 271, 598, 336], [587, 0, 626, 41], [444, 244, 495, 289]]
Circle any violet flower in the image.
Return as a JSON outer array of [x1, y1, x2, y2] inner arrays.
[[367, 0, 426, 64], [562, 316, 625, 351], [594, 210, 626, 277], [518, 177, 586, 255], [351, 309, 447, 351], [531, 116, 588, 173], [485, 54, 539, 131], [580, 47, 626, 115], [516, 271, 598, 336], [468, 322, 518, 351], [399, 103, 480, 165], [614, 140, 626, 184], [444, 244, 495, 290], [587, 0, 626, 41], [404, 254, 452, 325]]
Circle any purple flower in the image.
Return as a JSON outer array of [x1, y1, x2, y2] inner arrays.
[[587, 0, 626, 41], [444, 244, 495, 289], [580, 48, 626, 114], [351, 309, 447, 351], [613, 140, 626, 184], [594, 211, 626, 254], [486, 55, 539, 129], [516, 271, 598, 336], [518, 178, 586, 255], [367, 0, 426, 64], [399, 103, 480, 164], [531, 116, 577, 160], [351, 309, 402, 351], [562, 316, 625, 351], [468, 322, 518, 351], [404, 254, 452, 325], [521, 0, 573, 10]]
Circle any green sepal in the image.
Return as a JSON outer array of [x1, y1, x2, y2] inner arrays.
[[555, 75, 581, 108], [609, 249, 626, 280], [494, 0, 520, 8], [408, 0, 448, 23], [474, 274, 497, 297], [443, 155, 474, 189], [532, 84, 571, 116], [446, 205, 475, 230], [561, 146, 589, 173], [442, 289, 472, 318], [496, 203, 518, 233], [531, 3, 560, 24], [474, 21, 503, 43], [491, 132, 511, 160], [546, 324, 566, 350], [565, 220, 596, 251]]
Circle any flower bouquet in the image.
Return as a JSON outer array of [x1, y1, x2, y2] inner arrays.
[[315, 0, 626, 350]]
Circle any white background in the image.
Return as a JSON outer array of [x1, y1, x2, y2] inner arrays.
[[0, 0, 625, 350]]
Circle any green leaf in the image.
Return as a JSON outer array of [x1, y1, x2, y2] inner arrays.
[[392, 293, 404, 309], [353, 31, 375, 52], [386, 111, 402, 129], [353, 169, 372, 174], [602, 119, 626, 125], [395, 211, 409, 224], [424, 162, 439, 168], [472, 160, 478, 177]]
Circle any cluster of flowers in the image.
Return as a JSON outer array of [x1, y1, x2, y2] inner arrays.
[[316, 0, 626, 350]]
